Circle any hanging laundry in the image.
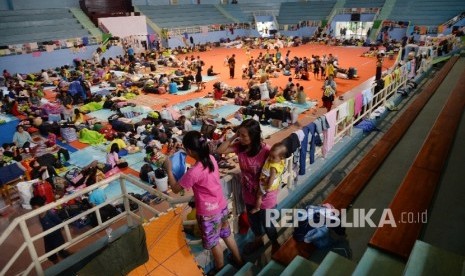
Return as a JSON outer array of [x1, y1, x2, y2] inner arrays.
[[338, 102, 348, 120], [362, 89, 373, 106], [322, 109, 337, 157], [346, 98, 355, 123]]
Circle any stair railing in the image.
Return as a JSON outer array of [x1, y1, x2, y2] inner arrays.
[[0, 173, 192, 276]]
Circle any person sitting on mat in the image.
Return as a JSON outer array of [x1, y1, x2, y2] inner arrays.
[[106, 143, 128, 170], [207, 66, 219, 76], [180, 71, 194, 91]]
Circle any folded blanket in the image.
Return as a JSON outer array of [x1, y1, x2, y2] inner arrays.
[[79, 128, 106, 145], [80, 101, 104, 113]]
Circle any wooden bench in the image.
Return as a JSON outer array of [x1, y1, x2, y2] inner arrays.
[[369, 60, 465, 259]]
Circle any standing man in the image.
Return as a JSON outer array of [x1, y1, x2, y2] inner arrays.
[[127, 45, 135, 63], [228, 54, 236, 79]]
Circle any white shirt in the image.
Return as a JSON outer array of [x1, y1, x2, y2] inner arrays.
[[41, 71, 49, 82], [184, 120, 193, 132], [258, 82, 270, 100]]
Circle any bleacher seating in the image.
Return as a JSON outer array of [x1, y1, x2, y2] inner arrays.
[[0, 9, 91, 46], [344, 0, 386, 8], [236, 3, 281, 20], [137, 5, 234, 28], [387, 0, 465, 26], [277, 1, 336, 25], [370, 56, 464, 260], [217, 240, 465, 276], [218, 4, 250, 23]]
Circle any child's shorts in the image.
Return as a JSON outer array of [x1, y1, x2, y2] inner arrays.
[[196, 207, 231, 249]]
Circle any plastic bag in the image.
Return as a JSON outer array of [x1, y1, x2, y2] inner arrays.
[[17, 179, 39, 209]]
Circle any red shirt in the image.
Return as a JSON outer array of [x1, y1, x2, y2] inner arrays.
[[214, 88, 224, 100]]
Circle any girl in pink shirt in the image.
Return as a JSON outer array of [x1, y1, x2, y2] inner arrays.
[[216, 119, 280, 254], [164, 131, 242, 272]]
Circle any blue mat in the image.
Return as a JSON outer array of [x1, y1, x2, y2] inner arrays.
[[172, 75, 218, 96], [93, 89, 113, 96], [104, 179, 148, 200], [278, 101, 315, 114], [209, 104, 241, 119], [129, 161, 148, 173], [202, 75, 218, 82], [56, 140, 78, 153], [174, 98, 213, 110], [173, 85, 201, 96], [229, 118, 284, 138], [68, 147, 106, 167], [0, 115, 19, 145], [123, 151, 146, 167], [130, 114, 147, 124], [87, 109, 116, 122]]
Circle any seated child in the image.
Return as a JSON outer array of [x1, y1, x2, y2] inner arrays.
[[251, 142, 287, 214], [45, 132, 57, 148]]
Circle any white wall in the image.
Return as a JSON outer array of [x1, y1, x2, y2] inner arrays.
[[280, 26, 316, 37], [99, 16, 148, 37], [0, 46, 124, 74], [167, 29, 259, 48]]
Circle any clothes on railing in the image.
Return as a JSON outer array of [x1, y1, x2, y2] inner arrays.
[[294, 129, 305, 143], [338, 102, 348, 120], [314, 116, 330, 138], [362, 89, 373, 106], [355, 92, 363, 116], [282, 133, 300, 159], [299, 123, 320, 175], [323, 109, 338, 157], [346, 98, 355, 123]]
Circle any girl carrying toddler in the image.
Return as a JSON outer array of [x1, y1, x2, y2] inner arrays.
[[251, 142, 287, 214]]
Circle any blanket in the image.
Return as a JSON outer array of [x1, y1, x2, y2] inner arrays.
[[79, 129, 106, 145]]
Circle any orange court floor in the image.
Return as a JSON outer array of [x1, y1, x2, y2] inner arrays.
[[153, 43, 394, 145], [153, 44, 394, 110]]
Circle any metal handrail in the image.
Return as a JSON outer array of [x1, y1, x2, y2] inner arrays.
[[333, 48, 434, 146], [0, 173, 192, 276]]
